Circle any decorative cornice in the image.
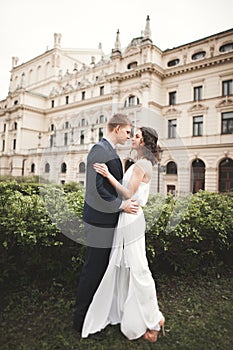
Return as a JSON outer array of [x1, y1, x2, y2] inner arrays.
[[46, 95, 112, 115], [164, 54, 233, 77], [148, 101, 163, 109]]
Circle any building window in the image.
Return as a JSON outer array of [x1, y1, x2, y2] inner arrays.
[[79, 162, 86, 173], [193, 116, 203, 136], [65, 96, 69, 104], [81, 118, 86, 127], [99, 115, 105, 123], [191, 159, 205, 193], [194, 86, 203, 101], [50, 124, 55, 131], [81, 91, 86, 100], [166, 161, 177, 174], [100, 86, 104, 95], [45, 163, 50, 173], [3, 124, 6, 132], [191, 51, 206, 60], [14, 100, 18, 105], [80, 130, 84, 144], [168, 119, 177, 138], [14, 122, 17, 130], [99, 127, 103, 141], [127, 61, 138, 69], [51, 100, 55, 108], [13, 139, 16, 150], [222, 112, 233, 134], [169, 91, 176, 105], [124, 95, 140, 107], [167, 185, 176, 195], [167, 58, 180, 67], [222, 80, 233, 96], [64, 133, 68, 146], [61, 162, 67, 173], [219, 43, 233, 53], [50, 135, 54, 147], [65, 121, 69, 129], [219, 158, 233, 192], [31, 163, 35, 173], [2, 139, 5, 152]]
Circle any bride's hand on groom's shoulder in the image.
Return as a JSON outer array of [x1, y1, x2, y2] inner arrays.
[[93, 163, 110, 178], [121, 199, 139, 214]]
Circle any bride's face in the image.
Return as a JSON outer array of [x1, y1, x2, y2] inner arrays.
[[131, 129, 144, 150]]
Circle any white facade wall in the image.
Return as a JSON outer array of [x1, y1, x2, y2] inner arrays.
[[0, 23, 232, 194]]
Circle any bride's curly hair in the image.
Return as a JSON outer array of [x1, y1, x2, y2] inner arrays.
[[140, 127, 160, 165]]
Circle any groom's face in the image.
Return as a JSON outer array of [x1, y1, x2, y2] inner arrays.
[[115, 124, 132, 145]]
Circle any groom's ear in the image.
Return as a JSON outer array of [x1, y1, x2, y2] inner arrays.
[[115, 125, 121, 133]]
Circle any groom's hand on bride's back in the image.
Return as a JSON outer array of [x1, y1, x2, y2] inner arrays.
[[121, 199, 139, 214]]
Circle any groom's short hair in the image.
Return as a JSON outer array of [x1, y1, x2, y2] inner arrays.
[[107, 113, 132, 131]]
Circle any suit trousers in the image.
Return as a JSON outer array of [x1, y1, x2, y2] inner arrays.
[[74, 225, 115, 332]]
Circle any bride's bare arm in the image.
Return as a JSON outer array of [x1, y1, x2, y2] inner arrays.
[[93, 162, 145, 199]]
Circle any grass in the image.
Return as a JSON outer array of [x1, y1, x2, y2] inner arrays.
[[1, 272, 233, 350]]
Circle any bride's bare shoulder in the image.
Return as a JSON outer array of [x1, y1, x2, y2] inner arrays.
[[135, 159, 153, 177]]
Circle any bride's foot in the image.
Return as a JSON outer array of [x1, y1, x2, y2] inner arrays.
[[143, 316, 165, 343], [143, 329, 159, 343]]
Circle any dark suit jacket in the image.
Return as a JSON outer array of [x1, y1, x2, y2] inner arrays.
[[82, 138, 123, 227]]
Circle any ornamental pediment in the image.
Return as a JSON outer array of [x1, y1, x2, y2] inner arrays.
[[123, 46, 140, 58], [216, 97, 233, 109], [188, 103, 208, 113], [164, 107, 181, 117]]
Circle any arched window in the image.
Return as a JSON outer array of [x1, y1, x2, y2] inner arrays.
[[79, 162, 86, 173], [50, 124, 55, 131], [61, 162, 67, 173], [191, 159, 205, 193], [99, 115, 105, 123], [124, 95, 140, 107], [99, 127, 103, 141], [81, 118, 86, 126], [45, 163, 50, 173], [219, 42, 233, 53], [167, 58, 180, 67], [219, 158, 233, 192], [127, 61, 138, 69], [31, 163, 35, 173], [191, 51, 206, 60], [80, 131, 85, 144], [166, 161, 177, 174]]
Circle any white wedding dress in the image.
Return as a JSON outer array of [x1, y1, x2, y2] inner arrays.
[[82, 160, 163, 340]]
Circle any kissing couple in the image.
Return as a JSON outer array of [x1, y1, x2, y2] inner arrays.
[[73, 113, 165, 343]]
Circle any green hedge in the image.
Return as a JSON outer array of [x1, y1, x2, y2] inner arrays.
[[144, 191, 233, 273], [0, 180, 232, 285]]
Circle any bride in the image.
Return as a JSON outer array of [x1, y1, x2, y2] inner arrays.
[[81, 126, 165, 343]]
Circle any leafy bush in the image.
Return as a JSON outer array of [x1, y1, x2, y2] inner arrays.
[[0, 181, 85, 285], [144, 191, 233, 273], [0, 181, 232, 285]]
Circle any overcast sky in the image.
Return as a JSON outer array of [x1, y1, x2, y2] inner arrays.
[[0, 0, 232, 99]]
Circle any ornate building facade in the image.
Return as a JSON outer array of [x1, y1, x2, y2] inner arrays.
[[0, 17, 233, 194]]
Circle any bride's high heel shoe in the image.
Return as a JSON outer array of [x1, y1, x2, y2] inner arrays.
[[143, 316, 165, 343]]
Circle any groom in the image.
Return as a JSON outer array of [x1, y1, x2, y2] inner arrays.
[[73, 113, 139, 339]]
